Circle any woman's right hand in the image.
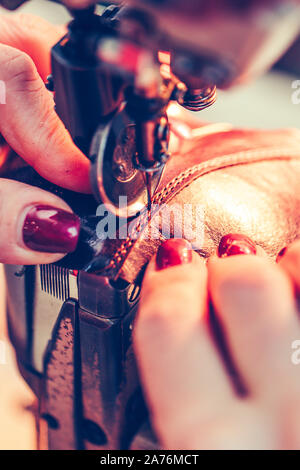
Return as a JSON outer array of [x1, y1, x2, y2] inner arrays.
[[135, 236, 300, 449]]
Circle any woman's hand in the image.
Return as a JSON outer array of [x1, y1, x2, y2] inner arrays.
[[0, 14, 90, 264], [134, 236, 300, 449], [0, 14, 90, 192]]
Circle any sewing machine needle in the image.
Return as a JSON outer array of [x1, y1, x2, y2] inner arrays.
[[145, 173, 152, 213]]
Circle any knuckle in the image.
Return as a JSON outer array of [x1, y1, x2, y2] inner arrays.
[[14, 12, 60, 38], [0, 46, 40, 93], [14, 13, 36, 30]]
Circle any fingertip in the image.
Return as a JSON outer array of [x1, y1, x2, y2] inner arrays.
[[21, 204, 80, 254], [0, 179, 80, 265], [208, 234, 268, 268], [155, 238, 193, 271], [276, 239, 300, 293], [144, 239, 205, 282], [217, 233, 257, 258]]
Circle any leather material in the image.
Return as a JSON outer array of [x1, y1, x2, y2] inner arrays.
[[2, 113, 300, 284], [98, 116, 300, 283]]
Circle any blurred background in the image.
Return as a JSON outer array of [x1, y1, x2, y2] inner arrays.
[[0, 0, 299, 450]]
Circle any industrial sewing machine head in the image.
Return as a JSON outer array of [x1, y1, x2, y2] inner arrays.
[[36, 0, 300, 216], [1, 0, 300, 450], [47, 1, 223, 217], [3, 0, 300, 216]]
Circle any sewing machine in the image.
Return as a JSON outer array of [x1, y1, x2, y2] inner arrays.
[[1, 0, 300, 449]]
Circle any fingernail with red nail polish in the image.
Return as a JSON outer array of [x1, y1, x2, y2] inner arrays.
[[23, 205, 80, 253], [218, 233, 256, 258], [156, 239, 193, 270]]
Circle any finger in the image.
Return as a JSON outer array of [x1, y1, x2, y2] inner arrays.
[[0, 14, 65, 80], [277, 240, 300, 293], [63, 0, 99, 9], [0, 178, 80, 264], [0, 44, 90, 193], [208, 243, 300, 406], [134, 239, 238, 449]]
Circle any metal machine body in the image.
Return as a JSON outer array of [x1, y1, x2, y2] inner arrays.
[[5, 262, 149, 449]]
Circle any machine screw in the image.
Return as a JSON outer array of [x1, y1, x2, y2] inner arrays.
[[45, 75, 54, 92], [178, 86, 217, 111]]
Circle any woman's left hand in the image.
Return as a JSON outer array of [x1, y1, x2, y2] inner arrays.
[[134, 236, 300, 449]]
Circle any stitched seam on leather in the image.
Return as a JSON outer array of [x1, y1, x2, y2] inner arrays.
[[155, 148, 300, 203], [105, 148, 300, 270]]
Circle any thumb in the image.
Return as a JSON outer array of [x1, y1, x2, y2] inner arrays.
[[0, 44, 91, 193], [0, 178, 80, 265], [0, 14, 66, 81]]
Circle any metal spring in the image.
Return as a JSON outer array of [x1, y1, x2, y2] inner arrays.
[[180, 85, 217, 112]]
